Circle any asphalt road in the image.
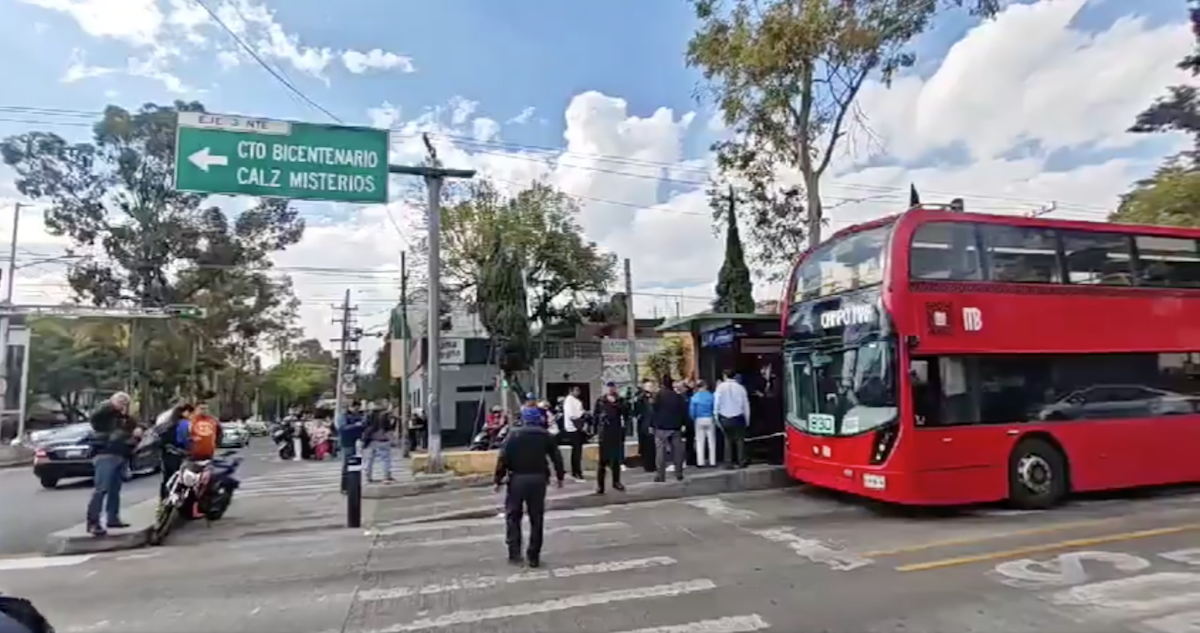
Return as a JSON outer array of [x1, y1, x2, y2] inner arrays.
[[0, 437, 283, 555], [12, 483, 1200, 632]]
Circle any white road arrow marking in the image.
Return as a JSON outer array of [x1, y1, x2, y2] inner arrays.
[[188, 147, 228, 172]]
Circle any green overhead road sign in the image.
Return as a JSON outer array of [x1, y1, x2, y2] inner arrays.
[[173, 112, 390, 203]]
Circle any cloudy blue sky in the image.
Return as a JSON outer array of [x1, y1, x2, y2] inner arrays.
[[0, 0, 1192, 353]]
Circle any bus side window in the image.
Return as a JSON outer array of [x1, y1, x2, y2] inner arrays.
[[910, 358, 941, 426]]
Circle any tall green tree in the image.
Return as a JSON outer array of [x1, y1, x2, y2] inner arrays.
[[685, 0, 998, 275], [0, 102, 305, 414], [712, 186, 756, 313], [438, 180, 617, 328], [1111, 161, 1200, 227], [476, 231, 532, 382], [1128, 2, 1200, 163], [28, 319, 126, 422]]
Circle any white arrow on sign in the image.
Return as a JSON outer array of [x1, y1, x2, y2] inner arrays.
[[188, 147, 229, 172]]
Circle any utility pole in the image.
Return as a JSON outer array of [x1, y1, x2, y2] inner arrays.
[[1, 203, 19, 438], [397, 251, 410, 458], [332, 289, 356, 430], [623, 258, 638, 389], [388, 134, 476, 474]]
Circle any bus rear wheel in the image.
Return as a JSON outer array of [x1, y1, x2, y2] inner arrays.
[[1007, 437, 1068, 510]]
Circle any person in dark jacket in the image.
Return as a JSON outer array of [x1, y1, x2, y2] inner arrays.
[[493, 420, 565, 568], [592, 381, 629, 494], [634, 381, 657, 473], [158, 402, 195, 500], [339, 402, 367, 493], [363, 404, 396, 483], [86, 391, 138, 536], [651, 375, 688, 483]]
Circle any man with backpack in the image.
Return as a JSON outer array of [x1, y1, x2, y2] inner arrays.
[[174, 400, 221, 462]]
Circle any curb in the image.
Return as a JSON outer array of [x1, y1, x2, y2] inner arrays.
[[43, 499, 159, 556], [377, 466, 792, 527], [0, 460, 27, 471], [362, 473, 493, 499]]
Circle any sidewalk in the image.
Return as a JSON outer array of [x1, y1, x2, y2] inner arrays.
[[369, 464, 790, 528]]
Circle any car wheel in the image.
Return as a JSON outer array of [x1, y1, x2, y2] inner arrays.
[[39, 477, 58, 489]]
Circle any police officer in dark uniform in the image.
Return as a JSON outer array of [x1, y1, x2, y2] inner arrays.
[[493, 411, 565, 568]]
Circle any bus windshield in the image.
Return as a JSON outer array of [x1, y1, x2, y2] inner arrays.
[[786, 338, 898, 436], [793, 225, 892, 302]]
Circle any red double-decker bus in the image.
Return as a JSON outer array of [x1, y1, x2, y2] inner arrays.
[[781, 206, 1200, 508]]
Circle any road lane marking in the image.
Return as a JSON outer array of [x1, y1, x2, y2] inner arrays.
[[860, 517, 1131, 557], [610, 615, 772, 633], [1143, 608, 1200, 633], [383, 522, 628, 548], [0, 554, 94, 571], [753, 527, 873, 571], [372, 508, 610, 535], [356, 556, 676, 601], [896, 523, 1200, 572], [687, 498, 760, 522], [365, 579, 717, 632]]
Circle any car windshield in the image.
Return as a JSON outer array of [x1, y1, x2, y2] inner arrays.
[[785, 339, 898, 436]]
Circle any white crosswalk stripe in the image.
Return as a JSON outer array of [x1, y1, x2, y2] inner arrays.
[[331, 503, 776, 633], [235, 461, 346, 499]]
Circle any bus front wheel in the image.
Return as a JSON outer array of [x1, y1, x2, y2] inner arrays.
[[1007, 438, 1068, 510]]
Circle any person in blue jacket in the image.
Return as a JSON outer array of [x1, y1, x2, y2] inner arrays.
[[339, 401, 367, 493], [688, 380, 717, 468]]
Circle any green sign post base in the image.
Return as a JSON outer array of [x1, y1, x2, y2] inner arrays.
[[173, 112, 390, 204]]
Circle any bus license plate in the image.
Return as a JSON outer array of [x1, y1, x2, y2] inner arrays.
[[863, 474, 886, 490], [807, 414, 835, 435]]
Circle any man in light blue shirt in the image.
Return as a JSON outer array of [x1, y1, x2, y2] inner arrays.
[[713, 369, 751, 468]]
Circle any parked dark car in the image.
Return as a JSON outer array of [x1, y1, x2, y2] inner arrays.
[[31, 423, 161, 489]]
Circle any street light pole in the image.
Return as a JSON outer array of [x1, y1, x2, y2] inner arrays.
[[388, 143, 475, 475]]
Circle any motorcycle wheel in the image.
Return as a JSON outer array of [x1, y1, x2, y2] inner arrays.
[[207, 488, 232, 521], [148, 503, 179, 546]]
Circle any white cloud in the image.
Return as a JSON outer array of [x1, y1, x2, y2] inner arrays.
[[342, 49, 415, 74], [18, 0, 415, 86], [2, 0, 1195, 360], [61, 48, 117, 83], [507, 107, 537, 126]]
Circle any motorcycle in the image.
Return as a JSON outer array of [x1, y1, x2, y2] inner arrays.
[[271, 424, 295, 460], [469, 424, 509, 451], [150, 449, 242, 546]]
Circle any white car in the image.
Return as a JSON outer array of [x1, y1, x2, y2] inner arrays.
[[219, 421, 250, 448]]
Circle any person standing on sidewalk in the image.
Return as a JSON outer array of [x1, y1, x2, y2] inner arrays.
[[651, 376, 687, 482], [364, 403, 396, 483], [688, 380, 717, 467], [634, 380, 657, 473], [85, 392, 138, 536], [561, 386, 587, 482], [714, 369, 751, 468], [592, 381, 628, 494], [493, 416, 565, 568]]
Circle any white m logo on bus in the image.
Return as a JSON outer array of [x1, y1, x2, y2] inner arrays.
[[962, 307, 983, 332]]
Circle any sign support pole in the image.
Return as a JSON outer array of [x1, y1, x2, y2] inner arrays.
[[388, 146, 476, 475]]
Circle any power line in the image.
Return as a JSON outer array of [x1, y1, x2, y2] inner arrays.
[[0, 104, 1113, 215], [188, 0, 343, 124]]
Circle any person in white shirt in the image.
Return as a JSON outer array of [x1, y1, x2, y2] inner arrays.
[[713, 369, 751, 468], [562, 386, 587, 481]]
